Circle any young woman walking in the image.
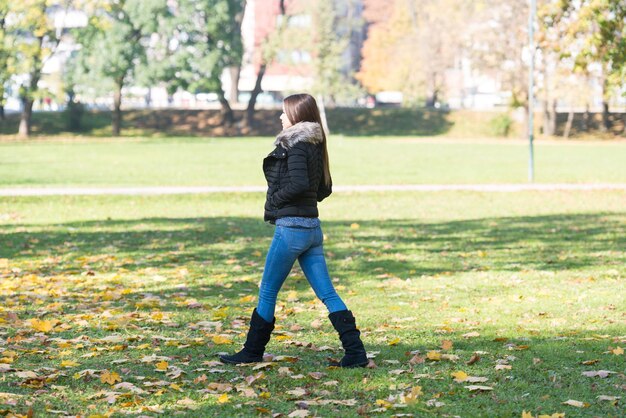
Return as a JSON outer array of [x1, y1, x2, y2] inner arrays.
[[220, 93, 368, 368]]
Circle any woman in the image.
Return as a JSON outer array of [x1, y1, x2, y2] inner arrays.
[[220, 93, 368, 368]]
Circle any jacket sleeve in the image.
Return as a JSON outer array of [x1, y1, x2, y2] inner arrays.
[[317, 176, 332, 202], [270, 144, 309, 208]]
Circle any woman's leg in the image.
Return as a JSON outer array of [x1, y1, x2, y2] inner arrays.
[[299, 226, 367, 368], [297, 227, 347, 313], [256, 226, 301, 322]]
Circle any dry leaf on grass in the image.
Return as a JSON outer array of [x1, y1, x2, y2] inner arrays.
[[464, 385, 493, 391], [581, 370, 615, 378], [562, 399, 589, 408]]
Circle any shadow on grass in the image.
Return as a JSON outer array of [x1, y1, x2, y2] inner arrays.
[[2, 212, 624, 280]]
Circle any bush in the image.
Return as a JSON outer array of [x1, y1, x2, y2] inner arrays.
[[64, 100, 85, 132], [488, 113, 513, 137]]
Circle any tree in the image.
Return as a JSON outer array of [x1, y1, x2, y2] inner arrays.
[[358, 0, 474, 106], [244, 0, 286, 128], [0, 0, 11, 121], [466, 0, 531, 134], [7, 1, 70, 137], [152, 0, 246, 126], [545, 0, 626, 132], [307, 0, 363, 106], [71, 0, 170, 136]]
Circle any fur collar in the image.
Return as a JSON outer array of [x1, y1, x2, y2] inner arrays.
[[274, 121, 324, 149]]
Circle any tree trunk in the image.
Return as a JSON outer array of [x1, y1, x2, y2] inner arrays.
[[0, 103, 4, 121], [217, 87, 234, 126], [542, 99, 549, 136], [601, 101, 610, 133], [246, 62, 267, 128], [112, 80, 123, 136], [600, 73, 611, 132], [18, 98, 34, 138], [563, 108, 574, 139], [549, 99, 556, 136], [583, 104, 590, 132], [229, 66, 240, 105]]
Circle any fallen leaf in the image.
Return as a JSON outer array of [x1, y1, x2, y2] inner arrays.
[[464, 385, 493, 391], [610, 346, 623, 355], [30, 319, 54, 333], [155, 361, 168, 370], [462, 331, 480, 338], [15, 371, 38, 379], [562, 399, 589, 408], [388, 337, 400, 346], [217, 393, 229, 404], [466, 353, 480, 365], [402, 386, 422, 404], [212, 335, 233, 345], [60, 360, 80, 368], [286, 388, 307, 398], [451, 371, 468, 382], [582, 370, 615, 378], [409, 354, 425, 364], [100, 370, 122, 385], [288, 410, 310, 418], [426, 351, 441, 361], [113, 382, 146, 394], [597, 395, 620, 402], [441, 340, 453, 350]]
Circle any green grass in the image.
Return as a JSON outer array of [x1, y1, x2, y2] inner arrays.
[[1, 191, 625, 417], [1, 137, 626, 188]]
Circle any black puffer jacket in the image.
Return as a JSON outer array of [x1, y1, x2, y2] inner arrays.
[[263, 121, 332, 223]]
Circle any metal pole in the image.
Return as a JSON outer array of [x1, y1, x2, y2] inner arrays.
[[528, 0, 536, 182]]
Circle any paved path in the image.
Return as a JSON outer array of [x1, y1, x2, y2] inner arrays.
[[1, 183, 626, 196]]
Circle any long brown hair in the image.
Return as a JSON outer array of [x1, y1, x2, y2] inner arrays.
[[283, 93, 332, 187]]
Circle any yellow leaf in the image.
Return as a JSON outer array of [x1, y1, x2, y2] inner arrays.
[[259, 391, 271, 399], [100, 370, 121, 385], [350, 223, 360, 229], [521, 411, 533, 418], [451, 371, 468, 382], [388, 337, 400, 346], [426, 351, 441, 361], [170, 383, 183, 391], [30, 318, 54, 333], [252, 250, 262, 257], [239, 295, 255, 303], [403, 386, 422, 404], [611, 346, 624, 355], [155, 361, 169, 370], [375, 399, 392, 408], [60, 360, 80, 368], [212, 335, 233, 345], [217, 393, 229, 404], [0, 258, 8, 269]]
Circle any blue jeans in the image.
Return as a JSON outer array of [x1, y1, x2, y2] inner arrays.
[[256, 225, 348, 322]]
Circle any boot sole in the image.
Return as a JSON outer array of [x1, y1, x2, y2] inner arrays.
[[219, 356, 262, 365]]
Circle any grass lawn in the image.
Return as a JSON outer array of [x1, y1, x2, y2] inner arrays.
[[1, 191, 625, 417], [1, 137, 626, 188]]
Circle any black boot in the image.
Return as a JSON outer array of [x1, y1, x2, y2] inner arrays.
[[328, 310, 368, 368], [220, 309, 275, 364]]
